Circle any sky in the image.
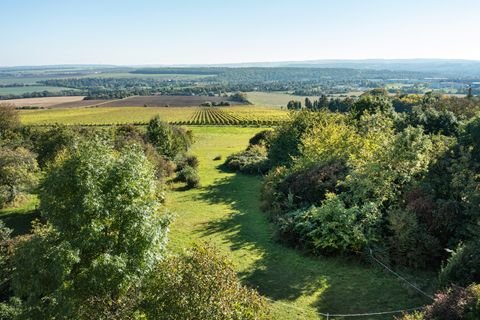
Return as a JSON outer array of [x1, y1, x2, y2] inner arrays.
[[1, 0, 480, 66]]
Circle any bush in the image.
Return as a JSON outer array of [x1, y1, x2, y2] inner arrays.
[[32, 125, 77, 168], [146, 116, 192, 159], [141, 244, 269, 320], [387, 208, 442, 269], [224, 145, 270, 174], [248, 130, 274, 148], [0, 146, 39, 208], [175, 154, 199, 171], [0, 103, 20, 139], [176, 165, 200, 189], [439, 239, 480, 287], [213, 155, 222, 161], [278, 195, 381, 254], [424, 284, 480, 320], [260, 161, 347, 217]]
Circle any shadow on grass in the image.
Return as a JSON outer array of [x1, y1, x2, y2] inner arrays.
[[0, 208, 39, 236], [196, 172, 430, 314]]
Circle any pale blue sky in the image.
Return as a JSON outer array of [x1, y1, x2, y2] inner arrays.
[[1, 0, 479, 66]]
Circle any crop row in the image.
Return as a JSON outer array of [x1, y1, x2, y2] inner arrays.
[[185, 108, 283, 126]]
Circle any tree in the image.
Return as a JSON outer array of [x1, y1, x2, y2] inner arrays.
[[141, 244, 269, 320], [0, 103, 20, 139], [0, 146, 39, 207], [467, 86, 473, 99], [146, 116, 191, 159], [304, 97, 313, 110], [350, 94, 394, 119], [12, 140, 170, 319]]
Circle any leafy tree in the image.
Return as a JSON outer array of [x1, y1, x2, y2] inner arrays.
[[146, 116, 191, 159], [141, 244, 270, 320], [32, 125, 77, 168], [12, 140, 170, 319], [350, 94, 394, 119], [0, 147, 39, 207], [0, 103, 20, 140]]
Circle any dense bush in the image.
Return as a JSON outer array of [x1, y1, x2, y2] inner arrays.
[[0, 146, 39, 208], [146, 116, 192, 159], [248, 129, 274, 148], [141, 245, 270, 320], [278, 195, 381, 253], [439, 239, 480, 287], [261, 161, 347, 215], [176, 165, 201, 189], [399, 284, 480, 320], [224, 145, 270, 174], [32, 125, 77, 168], [0, 103, 20, 139], [175, 153, 199, 171]]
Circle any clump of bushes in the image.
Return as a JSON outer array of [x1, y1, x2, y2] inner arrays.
[[224, 145, 270, 174], [439, 239, 480, 287], [175, 166, 201, 189], [397, 284, 480, 320], [142, 244, 270, 320]]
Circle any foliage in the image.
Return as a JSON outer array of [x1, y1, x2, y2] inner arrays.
[[175, 165, 201, 189], [141, 244, 270, 320], [146, 116, 192, 159], [407, 106, 459, 136], [248, 129, 274, 148], [261, 161, 347, 215], [439, 239, 480, 287], [278, 195, 381, 253], [267, 111, 325, 167], [0, 147, 39, 208], [32, 125, 77, 168], [423, 284, 480, 320], [13, 140, 170, 318], [0, 104, 20, 140], [350, 94, 394, 119], [224, 145, 270, 174]]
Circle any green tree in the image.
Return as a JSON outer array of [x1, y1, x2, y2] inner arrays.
[[12, 140, 170, 319], [0, 146, 39, 207], [0, 103, 20, 140], [146, 116, 191, 159]]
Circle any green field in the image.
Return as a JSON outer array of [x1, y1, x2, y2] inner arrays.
[[247, 91, 317, 107], [20, 106, 289, 125]]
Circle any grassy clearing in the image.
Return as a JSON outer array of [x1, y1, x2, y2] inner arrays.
[[0, 125, 432, 319], [166, 126, 431, 320]]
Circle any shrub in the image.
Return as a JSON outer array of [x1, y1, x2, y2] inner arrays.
[[439, 239, 480, 287], [113, 124, 144, 150], [141, 244, 270, 320], [387, 208, 442, 269], [424, 284, 480, 320], [260, 161, 347, 217], [32, 125, 77, 168], [213, 155, 222, 161], [176, 154, 199, 171], [278, 195, 381, 254], [0, 146, 39, 208], [248, 130, 274, 148], [224, 145, 270, 174], [176, 165, 200, 189], [146, 116, 192, 159], [0, 103, 20, 139]]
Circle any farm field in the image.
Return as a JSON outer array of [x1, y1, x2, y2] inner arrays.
[[4, 96, 88, 108], [100, 95, 240, 108], [246, 91, 364, 107], [20, 106, 289, 126]]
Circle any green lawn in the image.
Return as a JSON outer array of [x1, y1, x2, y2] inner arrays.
[[166, 126, 431, 319], [0, 126, 432, 319]]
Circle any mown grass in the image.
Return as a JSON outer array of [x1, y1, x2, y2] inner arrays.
[[166, 126, 432, 319]]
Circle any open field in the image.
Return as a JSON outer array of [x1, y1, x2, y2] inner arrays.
[[20, 105, 289, 126], [1, 126, 432, 319], [100, 95, 240, 108], [4, 96, 88, 108]]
